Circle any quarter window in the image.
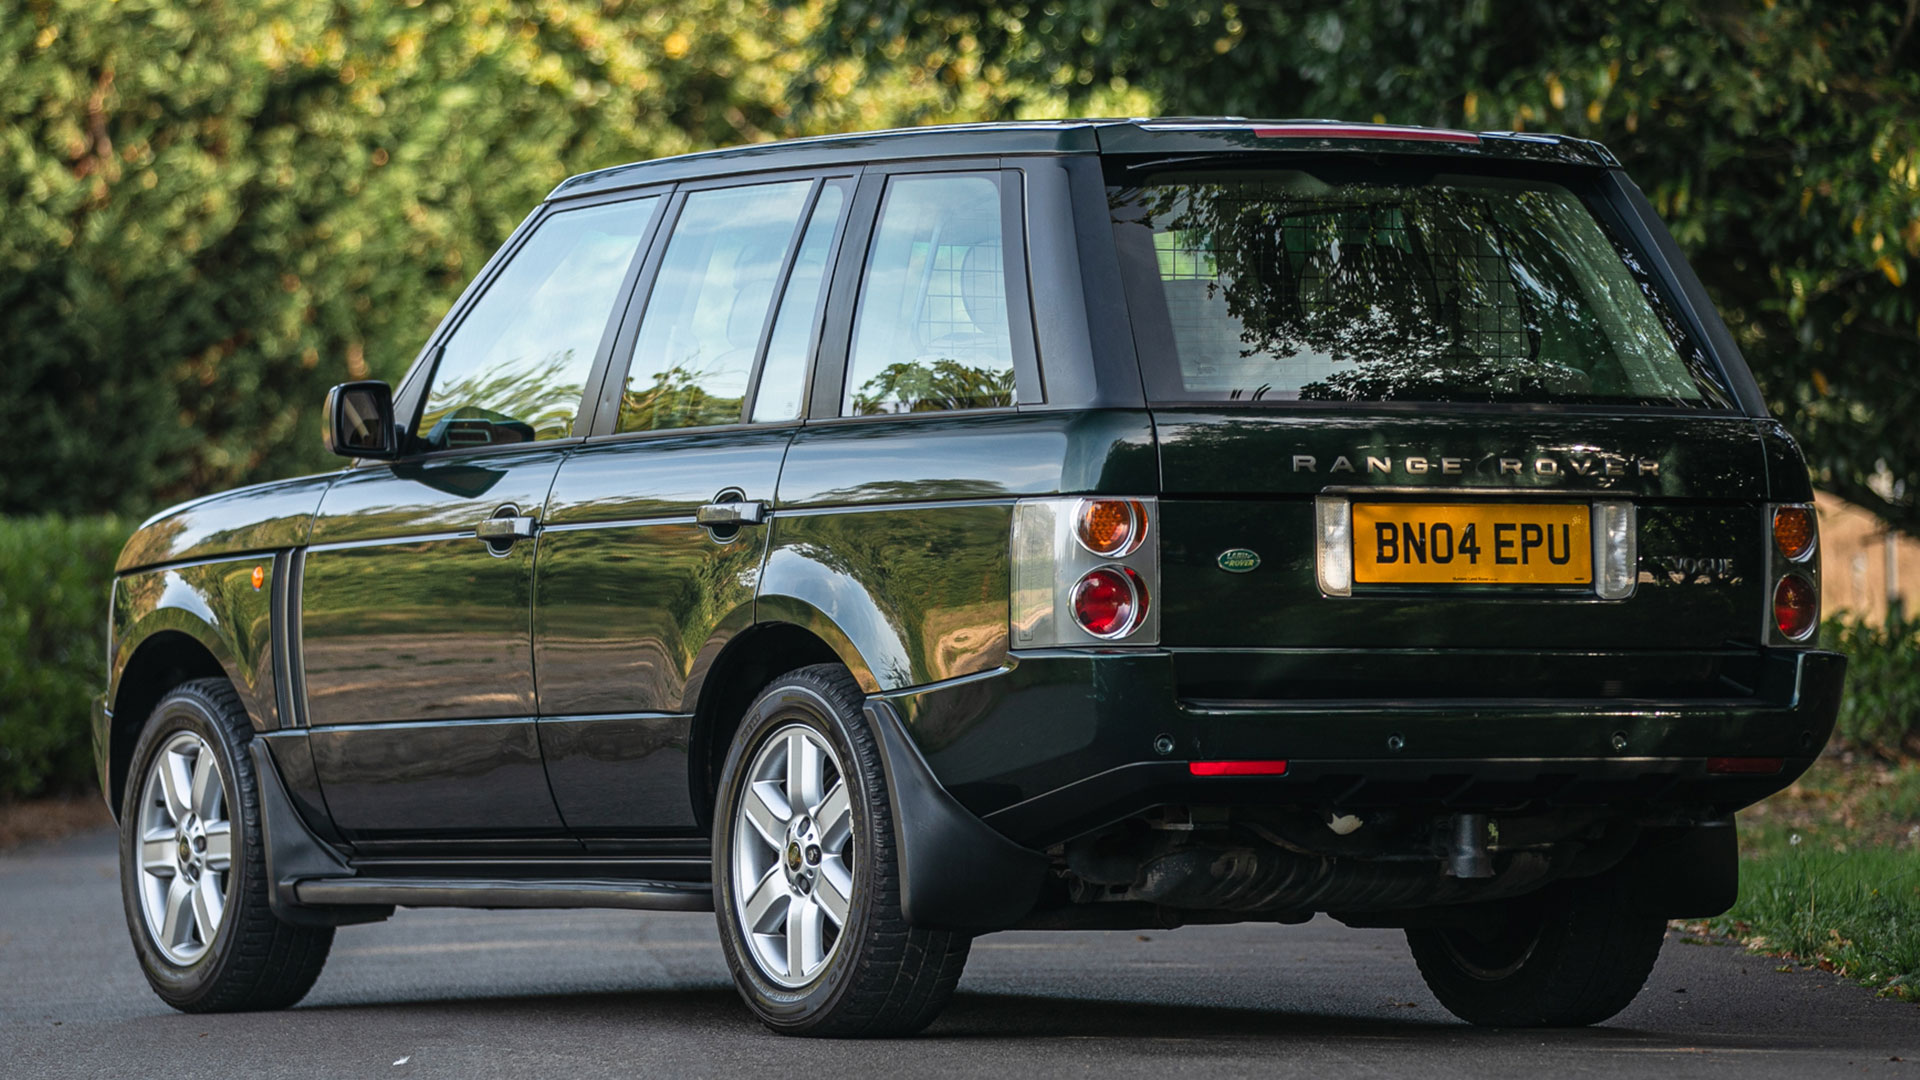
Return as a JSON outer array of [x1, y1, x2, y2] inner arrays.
[[751, 182, 849, 423], [845, 174, 1015, 416], [419, 198, 659, 450], [617, 181, 812, 433]]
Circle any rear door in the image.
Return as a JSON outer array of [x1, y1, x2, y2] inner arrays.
[[301, 192, 665, 845], [1108, 159, 1771, 700], [534, 171, 855, 840]]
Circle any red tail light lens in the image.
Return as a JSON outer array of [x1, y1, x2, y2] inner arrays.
[[1773, 506, 1816, 561], [1076, 499, 1145, 557], [1773, 574, 1817, 640], [1071, 566, 1146, 638]]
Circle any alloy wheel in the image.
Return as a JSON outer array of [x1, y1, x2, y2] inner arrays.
[[134, 731, 232, 966], [731, 723, 855, 988]]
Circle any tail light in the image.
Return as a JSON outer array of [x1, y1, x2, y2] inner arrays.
[[1071, 566, 1147, 638], [1773, 574, 1817, 640], [1764, 503, 1820, 644], [1011, 497, 1159, 647], [1772, 506, 1816, 561]]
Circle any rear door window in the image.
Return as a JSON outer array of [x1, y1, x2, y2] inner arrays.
[[844, 173, 1016, 415], [419, 197, 660, 450], [1110, 168, 1729, 408], [616, 180, 813, 432]]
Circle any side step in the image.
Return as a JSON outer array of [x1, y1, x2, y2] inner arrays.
[[295, 877, 714, 912]]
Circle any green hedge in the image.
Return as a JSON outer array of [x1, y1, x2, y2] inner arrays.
[[1823, 612, 1920, 757], [0, 516, 129, 801]]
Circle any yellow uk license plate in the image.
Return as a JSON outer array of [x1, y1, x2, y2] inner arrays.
[[1353, 503, 1592, 586]]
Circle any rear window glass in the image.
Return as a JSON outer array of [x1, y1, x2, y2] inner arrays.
[[1109, 168, 1729, 408]]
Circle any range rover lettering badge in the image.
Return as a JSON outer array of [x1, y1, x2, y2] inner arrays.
[[1290, 452, 1661, 479], [1217, 548, 1261, 573]]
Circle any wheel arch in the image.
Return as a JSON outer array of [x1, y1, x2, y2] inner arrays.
[[684, 621, 843, 829], [107, 629, 230, 819]]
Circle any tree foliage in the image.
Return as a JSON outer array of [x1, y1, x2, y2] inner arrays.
[[0, 0, 1095, 516], [817, 0, 1920, 530]]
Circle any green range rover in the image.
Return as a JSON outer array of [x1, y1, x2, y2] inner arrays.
[[93, 118, 1844, 1036]]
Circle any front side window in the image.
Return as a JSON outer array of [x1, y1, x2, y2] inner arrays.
[[616, 181, 813, 433], [1111, 168, 1729, 408], [419, 197, 659, 450], [845, 173, 1015, 416]]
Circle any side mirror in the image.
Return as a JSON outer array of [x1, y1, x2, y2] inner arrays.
[[324, 381, 399, 460]]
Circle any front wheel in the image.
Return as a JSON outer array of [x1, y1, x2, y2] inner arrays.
[[119, 679, 334, 1012], [1406, 881, 1667, 1027], [712, 665, 970, 1037]]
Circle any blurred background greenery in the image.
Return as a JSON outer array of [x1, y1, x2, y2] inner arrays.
[[2, 0, 1919, 984]]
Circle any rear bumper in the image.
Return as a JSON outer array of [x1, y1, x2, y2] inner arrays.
[[882, 647, 1845, 848]]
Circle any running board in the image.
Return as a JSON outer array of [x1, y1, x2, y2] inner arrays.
[[294, 877, 714, 912]]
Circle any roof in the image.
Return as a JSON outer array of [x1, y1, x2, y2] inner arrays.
[[548, 118, 1620, 201]]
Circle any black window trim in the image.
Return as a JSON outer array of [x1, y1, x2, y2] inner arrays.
[[809, 158, 1044, 423], [583, 166, 862, 442]]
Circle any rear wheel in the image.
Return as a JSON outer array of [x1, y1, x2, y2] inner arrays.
[[119, 678, 334, 1012], [712, 664, 970, 1037], [1406, 881, 1666, 1027]]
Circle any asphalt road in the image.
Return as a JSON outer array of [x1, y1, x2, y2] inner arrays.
[[5, 828, 1917, 1079]]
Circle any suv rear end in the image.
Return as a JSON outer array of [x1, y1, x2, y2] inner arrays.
[[885, 120, 1843, 1024]]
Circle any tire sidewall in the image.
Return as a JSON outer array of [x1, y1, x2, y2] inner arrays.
[[118, 686, 255, 1008], [712, 678, 883, 1030]]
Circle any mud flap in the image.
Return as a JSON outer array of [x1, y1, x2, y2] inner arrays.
[[250, 741, 394, 928], [1614, 819, 1739, 919], [864, 699, 1049, 932]]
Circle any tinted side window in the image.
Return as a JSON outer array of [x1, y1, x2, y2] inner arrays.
[[420, 198, 659, 450], [616, 181, 812, 433], [751, 182, 849, 423], [845, 174, 1014, 416]]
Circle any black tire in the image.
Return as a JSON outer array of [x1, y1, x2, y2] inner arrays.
[[1406, 880, 1667, 1027], [712, 664, 971, 1037], [118, 678, 334, 1012]]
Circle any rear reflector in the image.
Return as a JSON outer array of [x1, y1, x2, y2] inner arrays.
[[1252, 124, 1481, 145], [1189, 760, 1290, 777], [1705, 756, 1784, 775]]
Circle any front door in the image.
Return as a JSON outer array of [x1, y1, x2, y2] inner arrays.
[[535, 174, 854, 840], [302, 193, 666, 846]]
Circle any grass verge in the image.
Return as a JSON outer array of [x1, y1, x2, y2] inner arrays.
[[1699, 756, 1920, 1000]]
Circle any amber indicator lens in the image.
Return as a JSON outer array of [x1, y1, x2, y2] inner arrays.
[[1075, 499, 1143, 557], [1071, 566, 1145, 638], [1772, 506, 1816, 561], [250, 565, 265, 590], [1773, 574, 1817, 639]]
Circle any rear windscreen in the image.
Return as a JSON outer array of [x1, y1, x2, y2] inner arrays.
[[1109, 168, 1730, 408]]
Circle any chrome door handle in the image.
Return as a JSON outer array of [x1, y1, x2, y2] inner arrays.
[[695, 501, 769, 527], [475, 515, 538, 542]]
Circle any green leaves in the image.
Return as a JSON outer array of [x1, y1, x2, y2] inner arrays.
[[0, 0, 1057, 517], [819, 0, 1920, 532]]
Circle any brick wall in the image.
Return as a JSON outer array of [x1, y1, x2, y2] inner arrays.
[[1816, 491, 1920, 623]]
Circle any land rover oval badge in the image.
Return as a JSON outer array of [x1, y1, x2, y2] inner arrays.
[[1217, 548, 1261, 573]]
